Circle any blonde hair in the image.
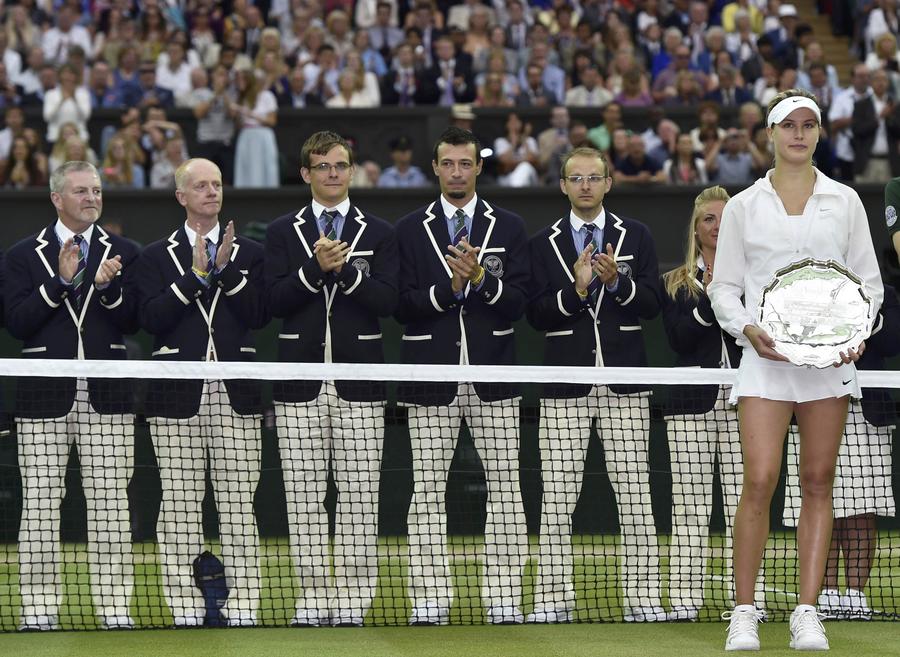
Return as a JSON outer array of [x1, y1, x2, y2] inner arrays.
[[102, 132, 135, 185], [663, 185, 731, 300]]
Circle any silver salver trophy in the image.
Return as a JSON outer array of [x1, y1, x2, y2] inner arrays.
[[757, 259, 877, 368]]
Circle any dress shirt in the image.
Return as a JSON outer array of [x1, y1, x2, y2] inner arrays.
[[311, 197, 351, 241], [568, 209, 618, 292]]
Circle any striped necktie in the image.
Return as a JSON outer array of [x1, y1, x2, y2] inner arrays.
[[583, 225, 601, 300], [453, 208, 468, 246], [72, 234, 87, 308], [322, 210, 339, 240], [205, 237, 216, 274]]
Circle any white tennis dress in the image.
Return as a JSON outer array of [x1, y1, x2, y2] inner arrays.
[[708, 169, 884, 403]]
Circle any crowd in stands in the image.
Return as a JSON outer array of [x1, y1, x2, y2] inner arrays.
[[0, 0, 899, 189]]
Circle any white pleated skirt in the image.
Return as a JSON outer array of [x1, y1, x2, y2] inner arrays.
[[729, 348, 861, 404]]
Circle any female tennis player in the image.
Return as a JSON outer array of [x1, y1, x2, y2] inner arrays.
[[708, 89, 884, 651]]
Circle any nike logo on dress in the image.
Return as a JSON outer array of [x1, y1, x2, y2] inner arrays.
[[842, 379, 852, 385]]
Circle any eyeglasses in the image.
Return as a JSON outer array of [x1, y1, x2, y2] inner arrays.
[[308, 162, 352, 174], [565, 175, 607, 185]]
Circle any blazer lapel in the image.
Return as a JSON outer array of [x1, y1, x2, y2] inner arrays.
[[166, 227, 192, 276], [549, 217, 576, 283], [292, 206, 320, 259], [342, 205, 367, 256], [469, 199, 496, 265], [423, 200, 452, 278], [34, 224, 59, 278]]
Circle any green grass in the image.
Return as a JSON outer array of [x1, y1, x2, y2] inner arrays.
[[0, 532, 898, 639], [2, 624, 900, 657]]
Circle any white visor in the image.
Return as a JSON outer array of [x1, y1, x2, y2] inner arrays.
[[767, 96, 822, 127]]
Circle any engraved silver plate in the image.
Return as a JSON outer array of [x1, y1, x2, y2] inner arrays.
[[757, 259, 876, 368]]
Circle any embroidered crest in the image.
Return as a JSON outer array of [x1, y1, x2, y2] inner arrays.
[[887, 205, 897, 229], [483, 254, 504, 277], [351, 258, 371, 277], [616, 262, 632, 279]]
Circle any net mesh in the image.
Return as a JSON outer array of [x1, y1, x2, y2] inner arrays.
[[1, 360, 898, 630]]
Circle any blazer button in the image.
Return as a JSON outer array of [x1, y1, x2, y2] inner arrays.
[[195, 291, 202, 298], [339, 282, 346, 288], [210, 328, 215, 334], [591, 349, 596, 354], [455, 341, 461, 347], [79, 326, 84, 333], [461, 309, 467, 316], [320, 342, 326, 348], [61, 291, 68, 299], [316, 279, 323, 286]]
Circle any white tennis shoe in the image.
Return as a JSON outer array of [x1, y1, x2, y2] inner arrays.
[[723, 605, 765, 651], [789, 605, 829, 651]]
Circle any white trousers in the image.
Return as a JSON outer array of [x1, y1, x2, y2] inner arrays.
[[149, 380, 261, 622], [783, 401, 896, 525], [406, 384, 527, 613], [534, 388, 661, 614], [17, 380, 134, 623], [275, 382, 384, 619], [665, 385, 743, 610]]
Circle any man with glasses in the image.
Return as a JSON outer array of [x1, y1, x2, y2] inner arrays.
[[525, 147, 665, 623], [394, 126, 530, 625], [264, 131, 398, 627]]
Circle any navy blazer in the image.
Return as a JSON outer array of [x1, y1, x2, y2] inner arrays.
[[5, 224, 140, 418], [265, 205, 398, 403], [858, 284, 900, 426], [526, 212, 661, 397], [137, 227, 269, 418], [660, 268, 742, 415], [395, 197, 529, 404]]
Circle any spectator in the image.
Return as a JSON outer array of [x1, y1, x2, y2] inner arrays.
[[537, 105, 571, 173], [706, 64, 753, 106], [0, 61, 20, 108], [345, 49, 382, 106], [112, 45, 141, 106], [800, 41, 841, 92], [0, 134, 46, 187], [565, 64, 613, 107], [87, 60, 121, 109], [651, 26, 686, 79], [380, 42, 436, 105], [186, 63, 237, 184], [474, 50, 518, 96], [48, 123, 98, 172], [520, 39, 566, 105], [662, 132, 709, 184], [156, 38, 193, 98], [149, 134, 187, 189], [141, 107, 184, 168], [726, 10, 760, 67], [324, 9, 355, 60], [685, 1, 711, 62], [100, 132, 145, 189], [689, 101, 727, 152], [20, 62, 56, 107], [406, 1, 444, 67], [327, 68, 375, 107], [0, 28, 22, 82], [706, 127, 754, 184], [737, 101, 765, 134], [665, 69, 705, 107], [515, 62, 555, 107], [864, 32, 900, 83], [286, 66, 324, 108], [43, 63, 90, 146], [640, 22, 665, 69], [494, 112, 539, 187], [616, 133, 666, 182], [851, 68, 896, 182], [475, 26, 518, 75], [721, 0, 765, 33], [355, 0, 399, 30], [764, 3, 799, 51], [14, 46, 45, 97], [352, 29, 389, 78], [42, 5, 92, 67], [378, 135, 428, 187], [368, 1, 405, 59], [652, 44, 709, 104], [302, 43, 340, 103], [865, 0, 899, 54], [447, 0, 496, 32], [138, 3, 167, 61], [615, 67, 653, 107], [741, 33, 776, 86], [647, 118, 682, 166], [664, 0, 693, 35], [5, 5, 40, 57], [189, 8, 218, 69], [0, 104, 25, 160], [749, 122, 773, 176], [135, 60, 175, 109], [95, 14, 139, 69], [801, 62, 838, 114], [697, 27, 734, 76], [233, 68, 279, 188], [545, 119, 592, 182], [426, 34, 475, 106], [463, 5, 493, 61], [474, 70, 514, 107], [587, 101, 623, 152], [258, 51, 292, 107]]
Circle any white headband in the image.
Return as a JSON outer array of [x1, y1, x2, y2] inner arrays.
[[767, 96, 822, 127]]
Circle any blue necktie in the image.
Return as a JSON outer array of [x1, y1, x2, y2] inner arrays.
[[322, 210, 339, 240], [453, 209, 468, 246], [72, 234, 87, 309], [583, 225, 601, 301]]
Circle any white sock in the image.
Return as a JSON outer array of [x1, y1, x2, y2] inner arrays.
[[794, 604, 816, 614], [734, 604, 756, 613], [821, 588, 840, 595]]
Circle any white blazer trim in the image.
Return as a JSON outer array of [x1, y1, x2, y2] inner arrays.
[[549, 218, 575, 283], [423, 202, 454, 278], [619, 278, 637, 306], [492, 328, 514, 336], [556, 289, 572, 317], [693, 307, 714, 327], [100, 292, 124, 309], [170, 282, 191, 305], [343, 268, 363, 295], [619, 325, 642, 331], [293, 208, 314, 258], [278, 333, 300, 339], [225, 276, 248, 296], [109, 343, 126, 350], [298, 267, 320, 294], [21, 346, 47, 353], [240, 347, 256, 353], [546, 329, 573, 337], [485, 278, 503, 305], [358, 333, 383, 340], [39, 283, 61, 308], [152, 346, 180, 356], [429, 285, 445, 312], [402, 334, 432, 341], [345, 207, 368, 256]]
